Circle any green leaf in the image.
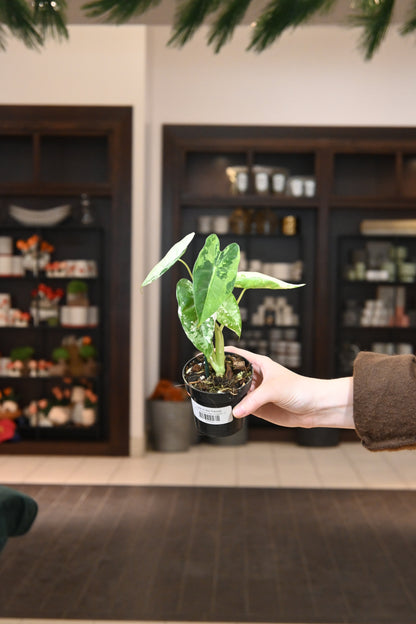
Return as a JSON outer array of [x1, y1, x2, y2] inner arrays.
[[216, 294, 241, 337], [193, 234, 240, 324], [176, 278, 214, 360], [235, 271, 304, 290], [141, 232, 195, 287]]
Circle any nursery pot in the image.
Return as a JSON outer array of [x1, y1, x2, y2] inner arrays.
[[183, 352, 252, 438], [147, 399, 194, 452]]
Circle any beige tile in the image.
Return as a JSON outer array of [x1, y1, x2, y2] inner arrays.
[[0, 455, 46, 483], [21, 456, 86, 484], [108, 454, 162, 484], [64, 457, 122, 484]]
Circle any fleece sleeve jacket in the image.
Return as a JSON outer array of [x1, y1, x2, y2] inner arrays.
[[353, 351, 416, 451]]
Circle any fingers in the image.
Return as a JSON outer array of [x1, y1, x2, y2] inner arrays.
[[225, 345, 268, 373], [233, 383, 274, 418]]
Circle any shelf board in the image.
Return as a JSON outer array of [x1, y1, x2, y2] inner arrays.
[[330, 196, 416, 209], [0, 183, 112, 197], [341, 280, 415, 286], [340, 325, 415, 331], [181, 194, 319, 208]]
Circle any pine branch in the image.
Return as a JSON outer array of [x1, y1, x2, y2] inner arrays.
[[168, 0, 222, 47], [248, 0, 337, 52], [208, 0, 253, 53], [33, 0, 68, 41], [401, 0, 416, 34], [0, 0, 43, 49], [82, 0, 162, 24], [349, 0, 395, 60]]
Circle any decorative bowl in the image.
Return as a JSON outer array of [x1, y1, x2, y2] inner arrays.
[[9, 204, 71, 227]]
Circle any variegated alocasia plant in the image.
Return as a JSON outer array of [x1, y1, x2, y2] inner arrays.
[[142, 232, 303, 377]]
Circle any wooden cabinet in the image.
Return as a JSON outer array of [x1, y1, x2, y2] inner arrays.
[[0, 106, 132, 455], [161, 125, 416, 438]]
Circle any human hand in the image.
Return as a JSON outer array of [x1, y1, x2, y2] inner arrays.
[[226, 346, 354, 429]]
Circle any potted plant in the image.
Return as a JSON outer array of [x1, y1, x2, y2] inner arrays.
[[9, 346, 35, 376], [49, 346, 70, 377], [142, 232, 303, 438], [147, 379, 194, 452]]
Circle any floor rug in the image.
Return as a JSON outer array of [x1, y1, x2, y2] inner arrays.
[[1, 484, 416, 623]]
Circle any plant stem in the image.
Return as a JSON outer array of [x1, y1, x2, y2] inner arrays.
[[236, 288, 246, 305], [203, 355, 210, 378], [178, 257, 193, 280]]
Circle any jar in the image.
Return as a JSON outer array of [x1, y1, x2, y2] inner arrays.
[[282, 215, 298, 236], [255, 207, 278, 235], [287, 176, 303, 197], [229, 206, 250, 234], [271, 168, 289, 195], [303, 176, 316, 197], [212, 215, 229, 234], [252, 165, 272, 195], [226, 166, 249, 195]]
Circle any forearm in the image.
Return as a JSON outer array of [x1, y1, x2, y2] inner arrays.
[[308, 376, 354, 429]]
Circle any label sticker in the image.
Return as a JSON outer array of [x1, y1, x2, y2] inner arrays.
[[191, 399, 233, 425]]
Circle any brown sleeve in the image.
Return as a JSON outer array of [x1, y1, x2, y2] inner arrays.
[[353, 351, 416, 451]]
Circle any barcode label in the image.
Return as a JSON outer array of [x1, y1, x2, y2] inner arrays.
[[191, 399, 233, 425]]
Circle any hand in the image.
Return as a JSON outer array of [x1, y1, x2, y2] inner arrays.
[[227, 346, 354, 429]]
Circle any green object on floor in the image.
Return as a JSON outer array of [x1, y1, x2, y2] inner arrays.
[[0, 485, 38, 552]]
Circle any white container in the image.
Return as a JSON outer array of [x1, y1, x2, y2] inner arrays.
[[12, 256, 24, 276], [60, 305, 89, 327], [213, 215, 229, 234], [0, 237, 12, 255], [287, 176, 303, 197], [198, 215, 212, 233], [304, 177, 316, 197], [0, 293, 11, 309], [88, 306, 99, 327], [0, 256, 12, 276]]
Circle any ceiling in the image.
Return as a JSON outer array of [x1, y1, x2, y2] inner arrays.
[[67, 0, 412, 26]]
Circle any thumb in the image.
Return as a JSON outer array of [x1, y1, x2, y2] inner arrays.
[[233, 385, 271, 418]]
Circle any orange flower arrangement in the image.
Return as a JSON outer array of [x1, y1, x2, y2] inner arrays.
[[16, 234, 54, 254]]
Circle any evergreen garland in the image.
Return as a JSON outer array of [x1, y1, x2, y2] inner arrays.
[[0, 0, 416, 59], [0, 0, 67, 50]]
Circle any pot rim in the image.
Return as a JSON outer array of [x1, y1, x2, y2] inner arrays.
[[182, 351, 253, 398]]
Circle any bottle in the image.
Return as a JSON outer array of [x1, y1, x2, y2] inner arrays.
[[80, 193, 94, 225], [229, 207, 249, 234]]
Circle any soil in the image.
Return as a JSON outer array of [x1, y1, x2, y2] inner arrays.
[[183, 352, 253, 395]]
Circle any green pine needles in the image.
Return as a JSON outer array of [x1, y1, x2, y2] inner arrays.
[[1, 0, 416, 60]]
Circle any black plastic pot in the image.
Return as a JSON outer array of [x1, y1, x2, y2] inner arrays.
[[183, 353, 252, 438]]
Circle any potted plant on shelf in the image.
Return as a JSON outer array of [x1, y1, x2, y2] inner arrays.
[[142, 232, 303, 438]]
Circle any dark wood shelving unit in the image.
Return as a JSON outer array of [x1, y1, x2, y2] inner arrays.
[[162, 125, 416, 441], [0, 106, 132, 455]]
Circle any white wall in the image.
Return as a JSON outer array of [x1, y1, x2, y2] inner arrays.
[[144, 23, 416, 396], [0, 25, 148, 454]]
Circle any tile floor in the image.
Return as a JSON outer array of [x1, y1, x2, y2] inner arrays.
[[1, 440, 416, 624]]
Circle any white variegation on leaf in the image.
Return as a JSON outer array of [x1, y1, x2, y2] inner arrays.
[[141, 231, 195, 287], [235, 271, 304, 290]]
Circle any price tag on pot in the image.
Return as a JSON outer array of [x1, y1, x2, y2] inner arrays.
[[191, 399, 233, 425]]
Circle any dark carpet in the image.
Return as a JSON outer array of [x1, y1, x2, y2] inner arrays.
[[1, 485, 416, 623]]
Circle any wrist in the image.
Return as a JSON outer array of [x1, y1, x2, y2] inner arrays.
[[311, 377, 354, 429]]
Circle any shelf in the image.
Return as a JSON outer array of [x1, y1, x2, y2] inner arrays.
[[181, 194, 319, 208], [0, 183, 112, 196], [0, 105, 132, 455], [330, 197, 416, 209], [341, 280, 415, 287]]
